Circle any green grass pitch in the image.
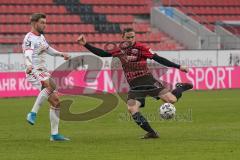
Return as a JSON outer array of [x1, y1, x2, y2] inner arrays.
[[0, 90, 240, 160]]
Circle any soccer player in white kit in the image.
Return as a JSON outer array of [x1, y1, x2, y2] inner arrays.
[[22, 13, 70, 141]]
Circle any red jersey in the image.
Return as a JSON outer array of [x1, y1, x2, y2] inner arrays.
[[109, 42, 154, 83]]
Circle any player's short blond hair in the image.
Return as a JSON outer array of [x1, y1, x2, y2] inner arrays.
[[30, 13, 46, 23]]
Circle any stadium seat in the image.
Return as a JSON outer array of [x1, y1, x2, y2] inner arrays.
[[107, 15, 134, 23], [80, 0, 149, 5], [164, 0, 240, 34], [0, 0, 185, 52]]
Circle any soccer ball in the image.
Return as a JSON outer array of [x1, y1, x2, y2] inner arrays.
[[159, 103, 176, 119]]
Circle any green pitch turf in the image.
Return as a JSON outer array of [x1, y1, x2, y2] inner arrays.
[[0, 90, 240, 160]]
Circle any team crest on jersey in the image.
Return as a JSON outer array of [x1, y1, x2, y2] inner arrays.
[[125, 49, 138, 61], [131, 49, 139, 54], [127, 55, 138, 61]]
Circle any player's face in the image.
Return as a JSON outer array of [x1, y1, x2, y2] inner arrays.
[[123, 31, 136, 46], [33, 18, 47, 34]]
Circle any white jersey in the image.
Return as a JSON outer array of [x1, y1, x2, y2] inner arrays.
[[22, 32, 64, 90], [22, 32, 50, 70]]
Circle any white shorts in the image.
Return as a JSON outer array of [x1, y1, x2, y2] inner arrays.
[[26, 69, 51, 91]]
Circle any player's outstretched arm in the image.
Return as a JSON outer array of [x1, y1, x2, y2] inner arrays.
[[46, 47, 70, 60], [152, 54, 189, 73], [77, 35, 112, 57]]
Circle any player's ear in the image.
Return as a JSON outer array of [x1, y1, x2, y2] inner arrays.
[[122, 32, 125, 38]]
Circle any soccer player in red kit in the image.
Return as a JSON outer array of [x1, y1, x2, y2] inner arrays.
[[77, 28, 193, 139]]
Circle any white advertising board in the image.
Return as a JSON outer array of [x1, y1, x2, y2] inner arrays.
[[217, 50, 240, 66], [1, 50, 240, 72]]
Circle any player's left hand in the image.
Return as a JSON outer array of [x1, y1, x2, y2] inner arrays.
[[180, 65, 189, 73], [62, 53, 70, 60]]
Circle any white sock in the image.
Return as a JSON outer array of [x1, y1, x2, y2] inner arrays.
[[31, 88, 50, 113], [50, 107, 60, 135]]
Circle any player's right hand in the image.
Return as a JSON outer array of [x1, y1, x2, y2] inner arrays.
[[61, 53, 71, 60], [26, 65, 33, 74], [77, 35, 87, 45], [180, 65, 189, 73]]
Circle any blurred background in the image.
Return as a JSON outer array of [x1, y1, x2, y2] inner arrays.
[[0, 1, 240, 160], [0, 0, 240, 96], [0, 0, 239, 53]]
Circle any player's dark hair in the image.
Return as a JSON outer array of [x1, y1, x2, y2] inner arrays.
[[30, 13, 46, 23], [122, 28, 135, 36]]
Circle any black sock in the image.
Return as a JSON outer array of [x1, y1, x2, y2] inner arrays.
[[171, 87, 184, 100], [132, 112, 155, 133]]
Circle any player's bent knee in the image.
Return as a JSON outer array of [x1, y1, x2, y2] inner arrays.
[[127, 99, 140, 114], [48, 93, 60, 108], [127, 99, 137, 107], [51, 100, 60, 108], [42, 79, 56, 92], [54, 99, 60, 108]]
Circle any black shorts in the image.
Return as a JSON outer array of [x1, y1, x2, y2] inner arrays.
[[127, 75, 170, 107]]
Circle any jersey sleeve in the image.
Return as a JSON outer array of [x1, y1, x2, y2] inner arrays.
[[108, 48, 121, 56], [138, 43, 154, 59], [46, 46, 63, 57], [23, 36, 35, 52], [24, 50, 33, 66], [104, 43, 121, 56], [84, 43, 112, 57], [143, 48, 154, 59], [22, 35, 35, 66]]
